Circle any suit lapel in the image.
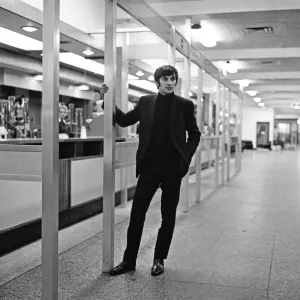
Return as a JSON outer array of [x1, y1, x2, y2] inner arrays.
[[170, 94, 179, 126], [147, 94, 157, 122]]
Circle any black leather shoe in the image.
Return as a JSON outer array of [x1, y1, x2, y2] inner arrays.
[[151, 258, 164, 276], [109, 261, 136, 276]]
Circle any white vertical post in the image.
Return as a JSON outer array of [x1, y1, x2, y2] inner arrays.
[[235, 95, 239, 173], [227, 90, 232, 181], [215, 79, 220, 186], [207, 92, 213, 167], [103, 0, 117, 272], [238, 95, 243, 172], [116, 39, 129, 207], [41, 0, 60, 299], [180, 17, 192, 213], [221, 83, 226, 185], [168, 26, 176, 66], [195, 55, 203, 203]]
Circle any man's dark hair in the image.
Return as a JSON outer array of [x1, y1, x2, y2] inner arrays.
[[154, 65, 178, 88]]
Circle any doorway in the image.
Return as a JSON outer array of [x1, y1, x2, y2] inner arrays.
[[256, 122, 270, 148]]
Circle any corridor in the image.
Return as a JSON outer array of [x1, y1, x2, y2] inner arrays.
[[1, 149, 300, 300]]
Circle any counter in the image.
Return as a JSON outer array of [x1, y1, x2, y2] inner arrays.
[[0, 137, 137, 255]]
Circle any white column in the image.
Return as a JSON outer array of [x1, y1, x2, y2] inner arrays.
[[195, 56, 203, 203], [235, 95, 239, 173], [238, 95, 243, 172], [168, 25, 176, 66], [116, 34, 129, 207], [227, 90, 232, 181], [215, 79, 220, 186], [179, 17, 192, 212], [41, 0, 60, 299], [103, 0, 117, 272], [221, 84, 226, 185]]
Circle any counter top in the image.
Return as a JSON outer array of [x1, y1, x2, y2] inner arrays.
[[0, 136, 106, 145], [0, 136, 137, 158]]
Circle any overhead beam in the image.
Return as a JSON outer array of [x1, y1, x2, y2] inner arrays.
[[202, 48, 300, 61], [228, 72, 300, 80], [128, 44, 168, 59], [147, 0, 300, 17], [246, 85, 300, 92]]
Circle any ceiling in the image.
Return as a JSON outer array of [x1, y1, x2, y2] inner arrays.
[[2, 0, 300, 116], [144, 0, 300, 115]]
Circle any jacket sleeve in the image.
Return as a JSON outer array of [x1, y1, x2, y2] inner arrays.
[[102, 98, 141, 127], [185, 100, 201, 159]]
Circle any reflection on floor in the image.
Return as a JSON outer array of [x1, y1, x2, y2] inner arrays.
[[2, 150, 299, 299]]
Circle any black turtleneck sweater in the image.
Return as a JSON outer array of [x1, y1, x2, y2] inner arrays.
[[143, 92, 180, 163]]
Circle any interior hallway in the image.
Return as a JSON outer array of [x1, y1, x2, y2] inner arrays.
[[1, 149, 300, 300]]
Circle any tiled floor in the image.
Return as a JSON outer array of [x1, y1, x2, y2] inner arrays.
[[1, 149, 299, 299]]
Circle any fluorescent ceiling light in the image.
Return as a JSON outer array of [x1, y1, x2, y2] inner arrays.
[[78, 85, 89, 91], [128, 74, 139, 80], [82, 49, 94, 56], [253, 97, 261, 103], [21, 26, 39, 33], [258, 102, 265, 107], [129, 80, 157, 93], [59, 52, 104, 75], [136, 70, 144, 77], [236, 79, 251, 88], [192, 22, 217, 48], [200, 38, 217, 48], [247, 91, 258, 97], [226, 61, 238, 74], [34, 75, 43, 81], [0, 26, 42, 51]]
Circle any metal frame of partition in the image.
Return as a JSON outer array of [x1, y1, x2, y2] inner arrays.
[[102, 0, 117, 273], [195, 54, 204, 203], [36, 0, 245, 298], [41, 0, 60, 299], [179, 17, 192, 213], [227, 90, 232, 182]]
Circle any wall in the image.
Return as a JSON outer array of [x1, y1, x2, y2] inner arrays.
[[242, 106, 275, 148]]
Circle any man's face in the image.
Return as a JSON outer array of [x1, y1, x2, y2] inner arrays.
[[157, 74, 177, 95]]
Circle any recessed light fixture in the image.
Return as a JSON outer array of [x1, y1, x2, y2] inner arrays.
[[78, 85, 89, 91], [237, 79, 251, 88], [82, 49, 94, 56], [34, 75, 43, 81], [136, 71, 144, 77], [258, 102, 265, 107], [21, 26, 39, 33], [226, 61, 238, 74], [253, 97, 261, 103], [247, 91, 258, 97], [189, 91, 193, 97], [148, 75, 154, 81]]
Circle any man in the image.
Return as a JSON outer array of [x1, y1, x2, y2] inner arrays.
[[100, 65, 201, 276]]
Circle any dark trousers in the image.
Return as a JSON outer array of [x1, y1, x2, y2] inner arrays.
[[123, 159, 182, 264]]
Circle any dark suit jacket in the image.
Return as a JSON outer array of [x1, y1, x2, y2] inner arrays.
[[116, 94, 201, 178]]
